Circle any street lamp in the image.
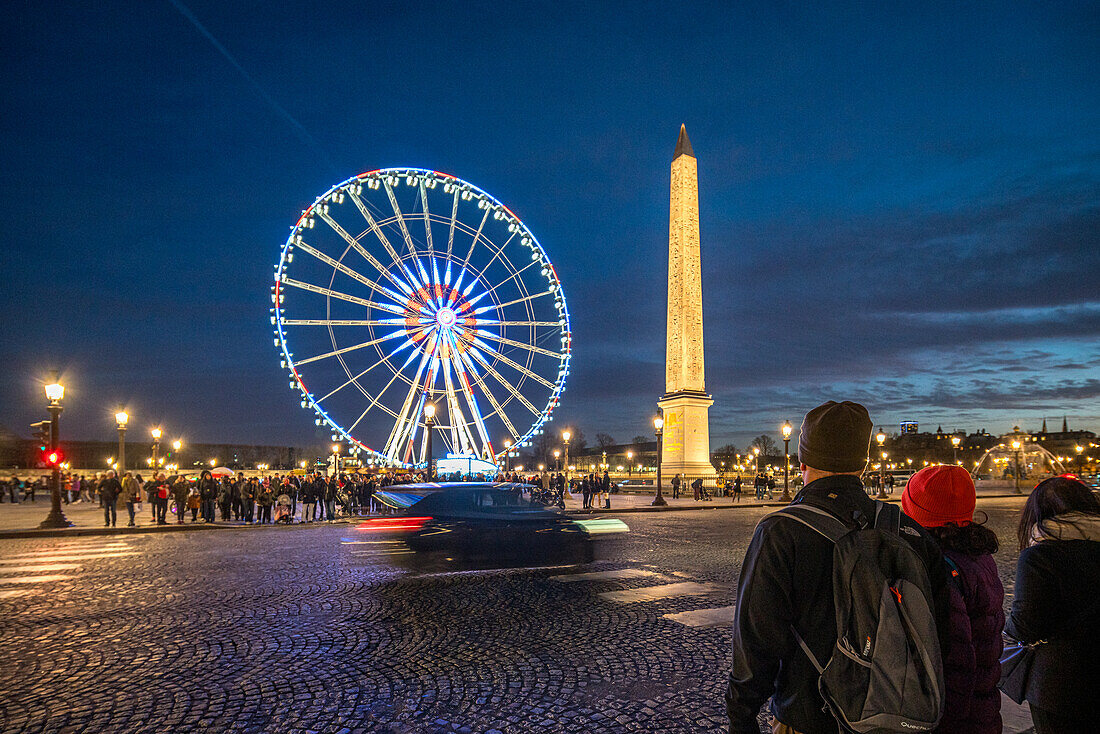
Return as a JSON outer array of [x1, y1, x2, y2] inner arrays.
[[115, 410, 129, 472], [331, 443, 341, 475], [562, 430, 571, 481], [781, 420, 793, 502], [1012, 440, 1022, 494], [752, 447, 760, 475], [423, 403, 436, 480], [39, 372, 71, 529], [151, 427, 163, 469], [951, 435, 961, 465], [876, 430, 888, 499], [1076, 445, 1085, 475], [503, 438, 512, 472], [626, 451, 633, 477], [553, 449, 561, 471], [653, 416, 667, 506], [210, 458, 217, 467]]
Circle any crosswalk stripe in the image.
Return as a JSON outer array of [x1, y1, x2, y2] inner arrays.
[[0, 564, 80, 573], [663, 605, 738, 628], [550, 568, 663, 582], [0, 552, 136, 563], [599, 581, 719, 604], [0, 574, 71, 585]]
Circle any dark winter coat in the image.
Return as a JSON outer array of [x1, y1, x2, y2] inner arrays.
[[725, 475, 950, 734], [98, 477, 122, 504], [1005, 512, 1100, 717], [936, 550, 1004, 734]]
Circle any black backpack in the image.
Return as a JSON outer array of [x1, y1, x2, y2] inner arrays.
[[765, 501, 944, 733]]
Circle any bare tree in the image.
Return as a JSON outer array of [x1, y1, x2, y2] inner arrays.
[[633, 435, 650, 445], [595, 433, 616, 450], [749, 434, 778, 456]]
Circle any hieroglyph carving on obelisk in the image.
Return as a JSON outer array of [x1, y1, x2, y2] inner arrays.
[[658, 125, 715, 480]]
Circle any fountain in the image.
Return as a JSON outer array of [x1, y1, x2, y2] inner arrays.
[[972, 426, 1066, 492]]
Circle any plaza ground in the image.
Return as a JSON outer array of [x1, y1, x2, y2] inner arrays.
[[0, 497, 1033, 733]]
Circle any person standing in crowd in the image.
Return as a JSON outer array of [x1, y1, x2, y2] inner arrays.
[[257, 480, 274, 523], [119, 471, 140, 526], [902, 465, 1003, 734], [300, 476, 315, 523], [241, 476, 256, 523], [602, 470, 612, 508], [99, 470, 122, 527], [197, 470, 217, 523], [671, 473, 681, 499], [726, 401, 948, 734], [324, 474, 338, 521], [733, 474, 742, 502], [7, 476, 21, 504], [171, 474, 189, 524], [151, 472, 171, 524], [187, 484, 200, 522], [217, 476, 231, 520], [231, 474, 244, 520], [581, 475, 591, 509], [146, 473, 158, 522], [1005, 476, 1100, 733]]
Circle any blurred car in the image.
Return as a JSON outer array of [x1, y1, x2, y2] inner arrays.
[[615, 478, 654, 490], [359, 482, 628, 563]]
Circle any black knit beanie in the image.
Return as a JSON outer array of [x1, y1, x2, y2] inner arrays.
[[797, 401, 873, 473]]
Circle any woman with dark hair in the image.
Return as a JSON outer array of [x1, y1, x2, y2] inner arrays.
[[1006, 476, 1100, 733], [902, 465, 1003, 734]]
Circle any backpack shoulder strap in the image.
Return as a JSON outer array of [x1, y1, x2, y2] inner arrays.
[[873, 500, 902, 535], [763, 504, 850, 544]]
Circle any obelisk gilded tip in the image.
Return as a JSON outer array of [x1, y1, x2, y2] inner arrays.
[[674, 124, 694, 159]]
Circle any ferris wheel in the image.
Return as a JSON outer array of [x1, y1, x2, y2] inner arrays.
[[271, 168, 572, 468]]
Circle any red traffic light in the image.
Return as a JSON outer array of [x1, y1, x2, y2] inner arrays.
[[41, 448, 63, 467]]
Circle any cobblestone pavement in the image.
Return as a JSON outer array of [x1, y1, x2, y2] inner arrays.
[[0, 497, 1032, 733]]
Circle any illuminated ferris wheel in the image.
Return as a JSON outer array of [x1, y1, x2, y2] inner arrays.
[[271, 168, 572, 468]]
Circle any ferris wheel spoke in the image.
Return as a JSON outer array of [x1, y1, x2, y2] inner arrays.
[[348, 189, 402, 265], [345, 346, 423, 432], [383, 181, 421, 259], [282, 317, 405, 327], [419, 181, 435, 257], [446, 190, 459, 260], [383, 332, 438, 460], [316, 209, 413, 297], [471, 341, 556, 390], [296, 330, 408, 367], [474, 330, 561, 358], [294, 241, 407, 305], [467, 349, 542, 416], [455, 348, 521, 441], [446, 334, 493, 457], [440, 352, 480, 455], [478, 320, 563, 328], [472, 289, 552, 315], [281, 276, 375, 309], [476, 258, 540, 301], [462, 209, 491, 269], [317, 337, 416, 404]]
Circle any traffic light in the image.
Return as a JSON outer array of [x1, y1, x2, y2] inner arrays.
[[44, 448, 63, 467], [30, 421, 51, 451]]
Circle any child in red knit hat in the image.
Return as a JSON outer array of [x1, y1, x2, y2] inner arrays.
[[902, 465, 1004, 734]]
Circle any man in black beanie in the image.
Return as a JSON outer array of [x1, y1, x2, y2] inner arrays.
[[725, 401, 949, 733]]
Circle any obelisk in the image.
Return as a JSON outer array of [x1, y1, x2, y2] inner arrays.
[[658, 125, 716, 481]]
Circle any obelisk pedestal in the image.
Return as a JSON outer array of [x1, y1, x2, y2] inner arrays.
[[659, 125, 716, 481]]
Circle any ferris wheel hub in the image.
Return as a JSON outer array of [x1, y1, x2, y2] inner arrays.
[[436, 307, 457, 328]]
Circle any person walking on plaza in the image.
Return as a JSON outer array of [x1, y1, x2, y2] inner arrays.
[[902, 465, 1003, 734], [119, 471, 140, 526], [581, 475, 591, 509], [1005, 476, 1100, 733], [732, 474, 742, 502], [726, 400, 949, 734], [99, 470, 122, 527]]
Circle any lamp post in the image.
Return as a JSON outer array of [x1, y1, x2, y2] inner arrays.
[[876, 430, 888, 499], [151, 427, 163, 470], [781, 420, 793, 502], [331, 443, 341, 476], [653, 416, 667, 506], [1076, 445, 1085, 476], [562, 430, 571, 482], [553, 450, 561, 471], [951, 435, 961, 465], [752, 447, 760, 476], [1012, 440, 1022, 494], [503, 439, 512, 472], [423, 403, 435, 481], [626, 451, 633, 477], [39, 373, 71, 529], [115, 411, 129, 473]]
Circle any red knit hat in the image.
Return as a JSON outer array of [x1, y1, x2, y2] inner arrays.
[[901, 465, 976, 528]]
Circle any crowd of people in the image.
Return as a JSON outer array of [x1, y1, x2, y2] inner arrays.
[[725, 400, 1100, 734]]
